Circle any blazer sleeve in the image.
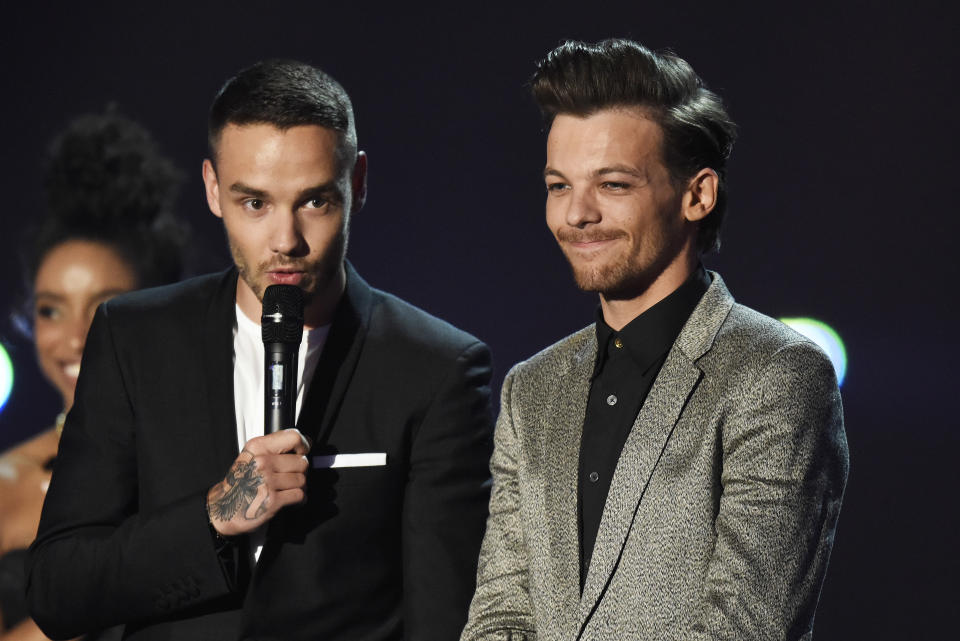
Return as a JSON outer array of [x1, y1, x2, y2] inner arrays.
[[26, 306, 235, 640], [401, 340, 496, 640], [691, 340, 849, 640], [460, 366, 537, 641]]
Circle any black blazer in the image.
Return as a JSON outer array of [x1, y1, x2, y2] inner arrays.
[[27, 264, 494, 641]]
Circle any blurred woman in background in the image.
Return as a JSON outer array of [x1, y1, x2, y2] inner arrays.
[[0, 110, 187, 640]]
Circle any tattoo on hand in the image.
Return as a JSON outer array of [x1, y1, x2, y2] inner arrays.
[[210, 458, 264, 521]]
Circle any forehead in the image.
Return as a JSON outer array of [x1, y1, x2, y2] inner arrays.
[[36, 240, 135, 291], [546, 108, 664, 169], [214, 123, 344, 179]]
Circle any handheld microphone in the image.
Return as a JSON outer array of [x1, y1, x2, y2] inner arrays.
[[261, 285, 305, 433]]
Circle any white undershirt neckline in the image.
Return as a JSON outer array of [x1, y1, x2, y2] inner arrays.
[[232, 303, 329, 561]]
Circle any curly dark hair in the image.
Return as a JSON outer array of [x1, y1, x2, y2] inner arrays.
[[24, 108, 188, 289], [531, 39, 737, 254], [14, 109, 189, 336]]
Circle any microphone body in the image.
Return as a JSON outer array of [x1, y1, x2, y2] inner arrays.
[[261, 285, 305, 434]]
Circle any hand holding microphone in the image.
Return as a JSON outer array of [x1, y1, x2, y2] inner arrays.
[[207, 285, 309, 537], [207, 428, 311, 537]]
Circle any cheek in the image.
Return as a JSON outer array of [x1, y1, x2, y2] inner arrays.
[[225, 225, 258, 259], [308, 217, 347, 252], [544, 201, 564, 235], [613, 196, 663, 236], [33, 323, 61, 369]]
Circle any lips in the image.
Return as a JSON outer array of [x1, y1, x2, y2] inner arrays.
[[560, 234, 623, 244], [267, 271, 305, 286], [563, 237, 623, 254]]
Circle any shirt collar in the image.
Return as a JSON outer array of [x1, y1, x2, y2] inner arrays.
[[592, 265, 711, 377]]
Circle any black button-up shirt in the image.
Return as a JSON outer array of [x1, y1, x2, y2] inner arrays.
[[578, 266, 711, 587]]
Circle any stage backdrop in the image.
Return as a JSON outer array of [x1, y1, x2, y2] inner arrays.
[[1, 3, 956, 639]]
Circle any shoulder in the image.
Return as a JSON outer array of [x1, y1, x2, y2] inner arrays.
[[504, 325, 594, 389], [365, 287, 489, 365], [0, 427, 59, 464], [97, 269, 232, 329], [706, 301, 838, 392], [103, 270, 228, 315]]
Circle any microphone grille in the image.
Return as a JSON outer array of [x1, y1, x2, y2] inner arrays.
[[261, 285, 305, 344]]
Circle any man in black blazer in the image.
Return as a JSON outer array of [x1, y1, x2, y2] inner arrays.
[[27, 60, 493, 641]]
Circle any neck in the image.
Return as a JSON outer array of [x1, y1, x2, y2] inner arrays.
[[599, 249, 699, 331], [236, 264, 346, 330]]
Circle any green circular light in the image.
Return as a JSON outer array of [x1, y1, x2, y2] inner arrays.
[[0, 342, 13, 411], [779, 317, 847, 386]]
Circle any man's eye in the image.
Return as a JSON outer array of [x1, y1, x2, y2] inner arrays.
[[244, 199, 264, 211], [546, 182, 568, 193], [306, 198, 328, 209], [601, 182, 630, 191]]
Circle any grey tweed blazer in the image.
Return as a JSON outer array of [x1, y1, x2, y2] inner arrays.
[[461, 273, 848, 641]]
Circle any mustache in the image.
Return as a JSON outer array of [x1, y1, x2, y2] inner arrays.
[[556, 229, 627, 244], [260, 259, 309, 272]]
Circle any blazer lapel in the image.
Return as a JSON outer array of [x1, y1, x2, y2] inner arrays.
[[541, 330, 595, 635], [295, 262, 372, 447], [202, 267, 243, 476], [576, 272, 734, 634]]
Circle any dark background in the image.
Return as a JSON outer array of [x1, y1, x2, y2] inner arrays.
[[1, 2, 956, 638]]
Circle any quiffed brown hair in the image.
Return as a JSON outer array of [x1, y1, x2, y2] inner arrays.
[[532, 39, 737, 254]]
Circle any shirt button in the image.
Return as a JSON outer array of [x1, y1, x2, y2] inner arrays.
[[589, 471, 599, 483], [614, 337, 624, 349], [606, 394, 618, 406]]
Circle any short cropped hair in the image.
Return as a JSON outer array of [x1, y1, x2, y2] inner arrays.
[[208, 59, 357, 172], [531, 39, 737, 254]]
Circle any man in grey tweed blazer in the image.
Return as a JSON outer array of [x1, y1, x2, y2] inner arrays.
[[462, 39, 849, 641]]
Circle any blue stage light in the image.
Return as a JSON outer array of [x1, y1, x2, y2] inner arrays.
[[780, 317, 847, 387], [0, 342, 13, 412]]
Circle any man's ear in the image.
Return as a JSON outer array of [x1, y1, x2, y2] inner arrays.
[[202, 158, 223, 218], [351, 151, 368, 214], [682, 168, 719, 223]]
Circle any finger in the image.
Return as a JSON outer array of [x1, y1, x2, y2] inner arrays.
[[287, 428, 312, 455], [252, 453, 310, 474], [273, 487, 307, 509], [267, 471, 307, 492], [246, 429, 310, 455]]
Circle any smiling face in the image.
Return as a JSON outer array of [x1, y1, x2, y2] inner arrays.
[[203, 123, 366, 327], [33, 239, 137, 411], [544, 108, 702, 306]]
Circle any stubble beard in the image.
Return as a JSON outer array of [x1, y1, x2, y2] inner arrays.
[[560, 221, 685, 302], [229, 229, 348, 307]]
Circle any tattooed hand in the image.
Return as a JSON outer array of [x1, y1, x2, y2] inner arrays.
[[207, 428, 311, 537]]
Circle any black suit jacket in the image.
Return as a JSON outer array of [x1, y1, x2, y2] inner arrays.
[[27, 264, 494, 641]]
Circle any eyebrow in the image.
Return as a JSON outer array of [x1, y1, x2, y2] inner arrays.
[[595, 165, 644, 178], [228, 181, 342, 201], [543, 165, 645, 180], [543, 167, 565, 180], [229, 182, 269, 198]]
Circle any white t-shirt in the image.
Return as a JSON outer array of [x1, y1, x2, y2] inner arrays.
[[233, 304, 329, 560]]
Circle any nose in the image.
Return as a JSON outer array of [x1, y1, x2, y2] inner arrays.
[[66, 314, 89, 354], [269, 208, 306, 256], [565, 188, 602, 228]]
